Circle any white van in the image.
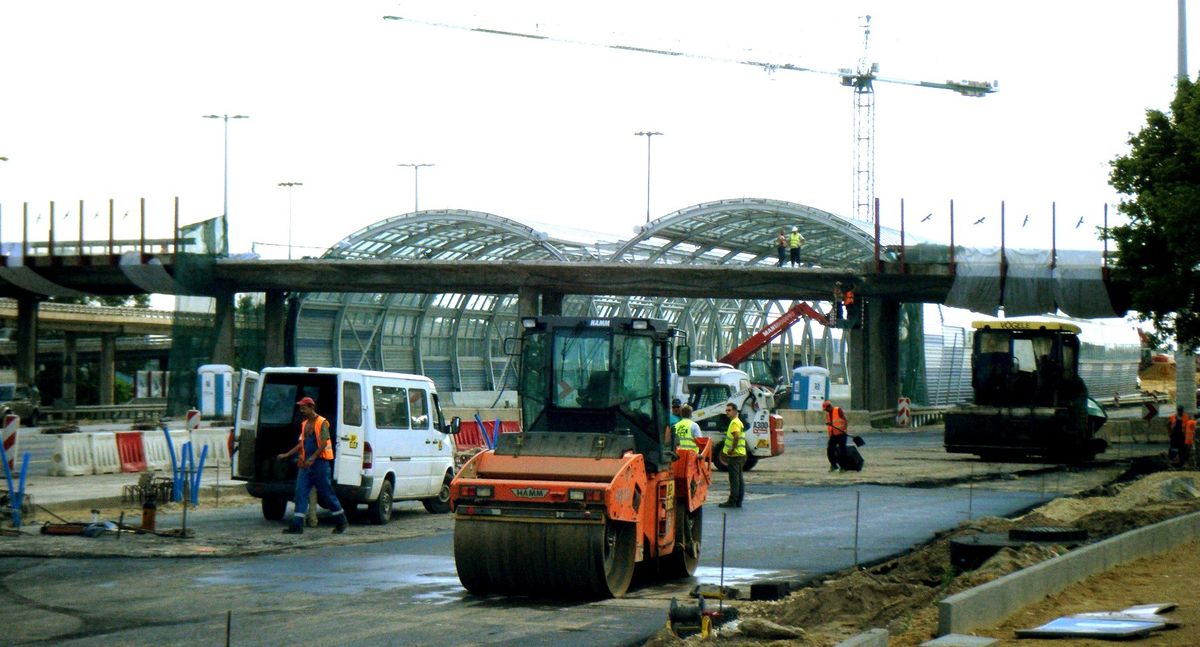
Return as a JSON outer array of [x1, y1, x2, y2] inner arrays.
[[232, 367, 460, 524]]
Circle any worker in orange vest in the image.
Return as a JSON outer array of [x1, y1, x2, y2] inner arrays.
[[823, 400, 849, 472], [277, 396, 350, 534], [1167, 405, 1196, 468]]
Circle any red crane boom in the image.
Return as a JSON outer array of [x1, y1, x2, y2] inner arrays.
[[719, 302, 829, 367]]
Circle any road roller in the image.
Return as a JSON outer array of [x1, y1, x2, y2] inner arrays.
[[450, 316, 712, 598]]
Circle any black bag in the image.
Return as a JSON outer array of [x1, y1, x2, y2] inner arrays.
[[838, 444, 864, 472], [852, 435, 865, 447]]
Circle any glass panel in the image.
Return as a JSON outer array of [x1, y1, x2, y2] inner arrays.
[[409, 388, 429, 428], [554, 331, 612, 408], [239, 377, 260, 423], [978, 331, 1008, 354], [373, 385, 410, 429], [1012, 339, 1036, 373], [260, 383, 299, 425], [342, 381, 363, 426]]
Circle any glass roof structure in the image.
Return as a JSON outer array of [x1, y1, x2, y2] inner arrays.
[[295, 198, 881, 393]]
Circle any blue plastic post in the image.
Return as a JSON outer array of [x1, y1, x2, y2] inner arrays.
[[473, 414, 488, 449], [163, 428, 181, 502], [191, 445, 208, 505], [492, 416, 502, 449], [13, 452, 29, 528]]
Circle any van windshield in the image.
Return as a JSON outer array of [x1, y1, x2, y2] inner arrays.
[[0, 385, 12, 400]]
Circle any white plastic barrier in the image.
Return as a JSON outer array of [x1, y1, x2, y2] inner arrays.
[[90, 432, 121, 474], [142, 431, 173, 471], [48, 434, 94, 476], [190, 428, 232, 468]]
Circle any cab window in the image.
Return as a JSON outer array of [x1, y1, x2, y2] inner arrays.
[[409, 388, 430, 428]]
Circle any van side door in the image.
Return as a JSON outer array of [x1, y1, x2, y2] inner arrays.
[[233, 370, 260, 479], [370, 383, 425, 497], [408, 386, 444, 495], [333, 377, 365, 487]]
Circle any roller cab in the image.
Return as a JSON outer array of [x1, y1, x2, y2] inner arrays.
[[450, 317, 710, 598]]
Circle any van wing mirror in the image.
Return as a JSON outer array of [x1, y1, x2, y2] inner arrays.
[[446, 416, 461, 435], [676, 344, 691, 376]]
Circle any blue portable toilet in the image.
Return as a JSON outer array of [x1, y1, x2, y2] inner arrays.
[[791, 366, 830, 410], [196, 364, 235, 418]]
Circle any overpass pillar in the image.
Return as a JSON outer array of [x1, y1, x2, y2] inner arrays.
[[99, 333, 116, 406], [264, 289, 286, 368], [542, 291, 564, 316], [62, 332, 78, 406], [848, 298, 901, 414], [210, 293, 236, 366], [15, 295, 39, 388], [517, 288, 538, 318]]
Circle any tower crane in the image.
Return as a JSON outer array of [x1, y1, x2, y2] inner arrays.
[[383, 13, 996, 224]]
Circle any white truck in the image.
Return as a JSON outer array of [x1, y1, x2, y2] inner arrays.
[[233, 367, 460, 524], [675, 360, 784, 471]]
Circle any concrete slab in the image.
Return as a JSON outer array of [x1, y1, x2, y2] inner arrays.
[[834, 628, 888, 647], [922, 634, 999, 646], [938, 510, 1200, 636]]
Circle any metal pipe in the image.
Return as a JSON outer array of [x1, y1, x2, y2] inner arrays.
[[78, 199, 84, 255], [139, 197, 146, 257], [174, 197, 180, 256], [108, 199, 114, 257], [899, 198, 906, 272], [873, 197, 881, 270], [48, 201, 55, 261], [949, 199, 955, 269], [1051, 202, 1057, 270]]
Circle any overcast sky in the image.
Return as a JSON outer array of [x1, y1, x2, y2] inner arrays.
[[0, 1, 1188, 261]]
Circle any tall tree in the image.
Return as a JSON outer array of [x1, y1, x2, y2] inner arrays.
[[1109, 77, 1200, 349]]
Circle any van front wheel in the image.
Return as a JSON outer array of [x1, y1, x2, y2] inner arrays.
[[422, 471, 453, 514], [368, 479, 394, 525], [262, 495, 287, 521]]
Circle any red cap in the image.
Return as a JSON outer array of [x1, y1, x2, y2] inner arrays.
[[822, 400, 832, 411], [296, 396, 316, 407]]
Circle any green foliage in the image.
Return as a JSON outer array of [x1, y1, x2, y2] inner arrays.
[[1109, 78, 1200, 350], [48, 294, 150, 308]]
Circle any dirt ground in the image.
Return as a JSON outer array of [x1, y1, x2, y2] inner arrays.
[[645, 462, 1200, 647]]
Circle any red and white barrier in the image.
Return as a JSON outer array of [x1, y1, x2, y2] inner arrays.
[[2, 414, 18, 472], [185, 409, 201, 433], [896, 396, 912, 428]]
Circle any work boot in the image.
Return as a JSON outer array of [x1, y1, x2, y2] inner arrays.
[[333, 513, 349, 534], [829, 465, 838, 472], [718, 501, 737, 508], [282, 518, 304, 534]]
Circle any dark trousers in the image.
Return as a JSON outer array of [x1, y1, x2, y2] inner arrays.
[[789, 247, 801, 266], [826, 434, 847, 468], [776, 247, 786, 267], [292, 459, 345, 521], [725, 454, 746, 505]]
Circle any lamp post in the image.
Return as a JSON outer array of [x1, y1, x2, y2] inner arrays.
[[277, 181, 303, 260], [397, 163, 434, 213], [0, 156, 7, 244], [633, 131, 663, 223], [202, 114, 250, 220]]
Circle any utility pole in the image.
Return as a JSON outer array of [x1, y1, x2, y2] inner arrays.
[[277, 182, 303, 260], [634, 131, 663, 223], [397, 163, 434, 212]]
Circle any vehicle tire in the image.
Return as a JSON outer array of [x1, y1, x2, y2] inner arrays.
[[422, 470, 453, 514], [367, 478, 394, 525], [743, 454, 759, 471], [663, 505, 702, 579], [261, 495, 287, 521], [712, 441, 728, 472]]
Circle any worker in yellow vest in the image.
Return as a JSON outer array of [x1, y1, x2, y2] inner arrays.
[[788, 226, 805, 267], [719, 403, 747, 508], [673, 404, 700, 452], [277, 396, 350, 534]]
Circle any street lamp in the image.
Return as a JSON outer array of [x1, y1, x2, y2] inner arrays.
[[633, 131, 663, 223], [202, 114, 250, 220], [278, 181, 303, 260], [397, 163, 434, 213]]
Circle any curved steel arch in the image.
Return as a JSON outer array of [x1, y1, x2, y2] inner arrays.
[[296, 200, 864, 392]]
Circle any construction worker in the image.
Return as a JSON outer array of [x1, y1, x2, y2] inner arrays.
[[673, 404, 700, 452], [842, 284, 857, 327], [277, 396, 350, 534], [1167, 405, 1195, 468], [823, 399, 848, 471], [788, 226, 805, 267], [719, 403, 746, 508], [775, 228, 788, 267]]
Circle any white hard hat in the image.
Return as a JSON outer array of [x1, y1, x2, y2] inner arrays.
[[791, 226, 799, 232]]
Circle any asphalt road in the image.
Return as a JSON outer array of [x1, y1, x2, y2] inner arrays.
[[0, 482, 1049, 647]]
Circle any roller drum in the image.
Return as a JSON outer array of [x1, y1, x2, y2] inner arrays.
[[454, 516, 636, 598]]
